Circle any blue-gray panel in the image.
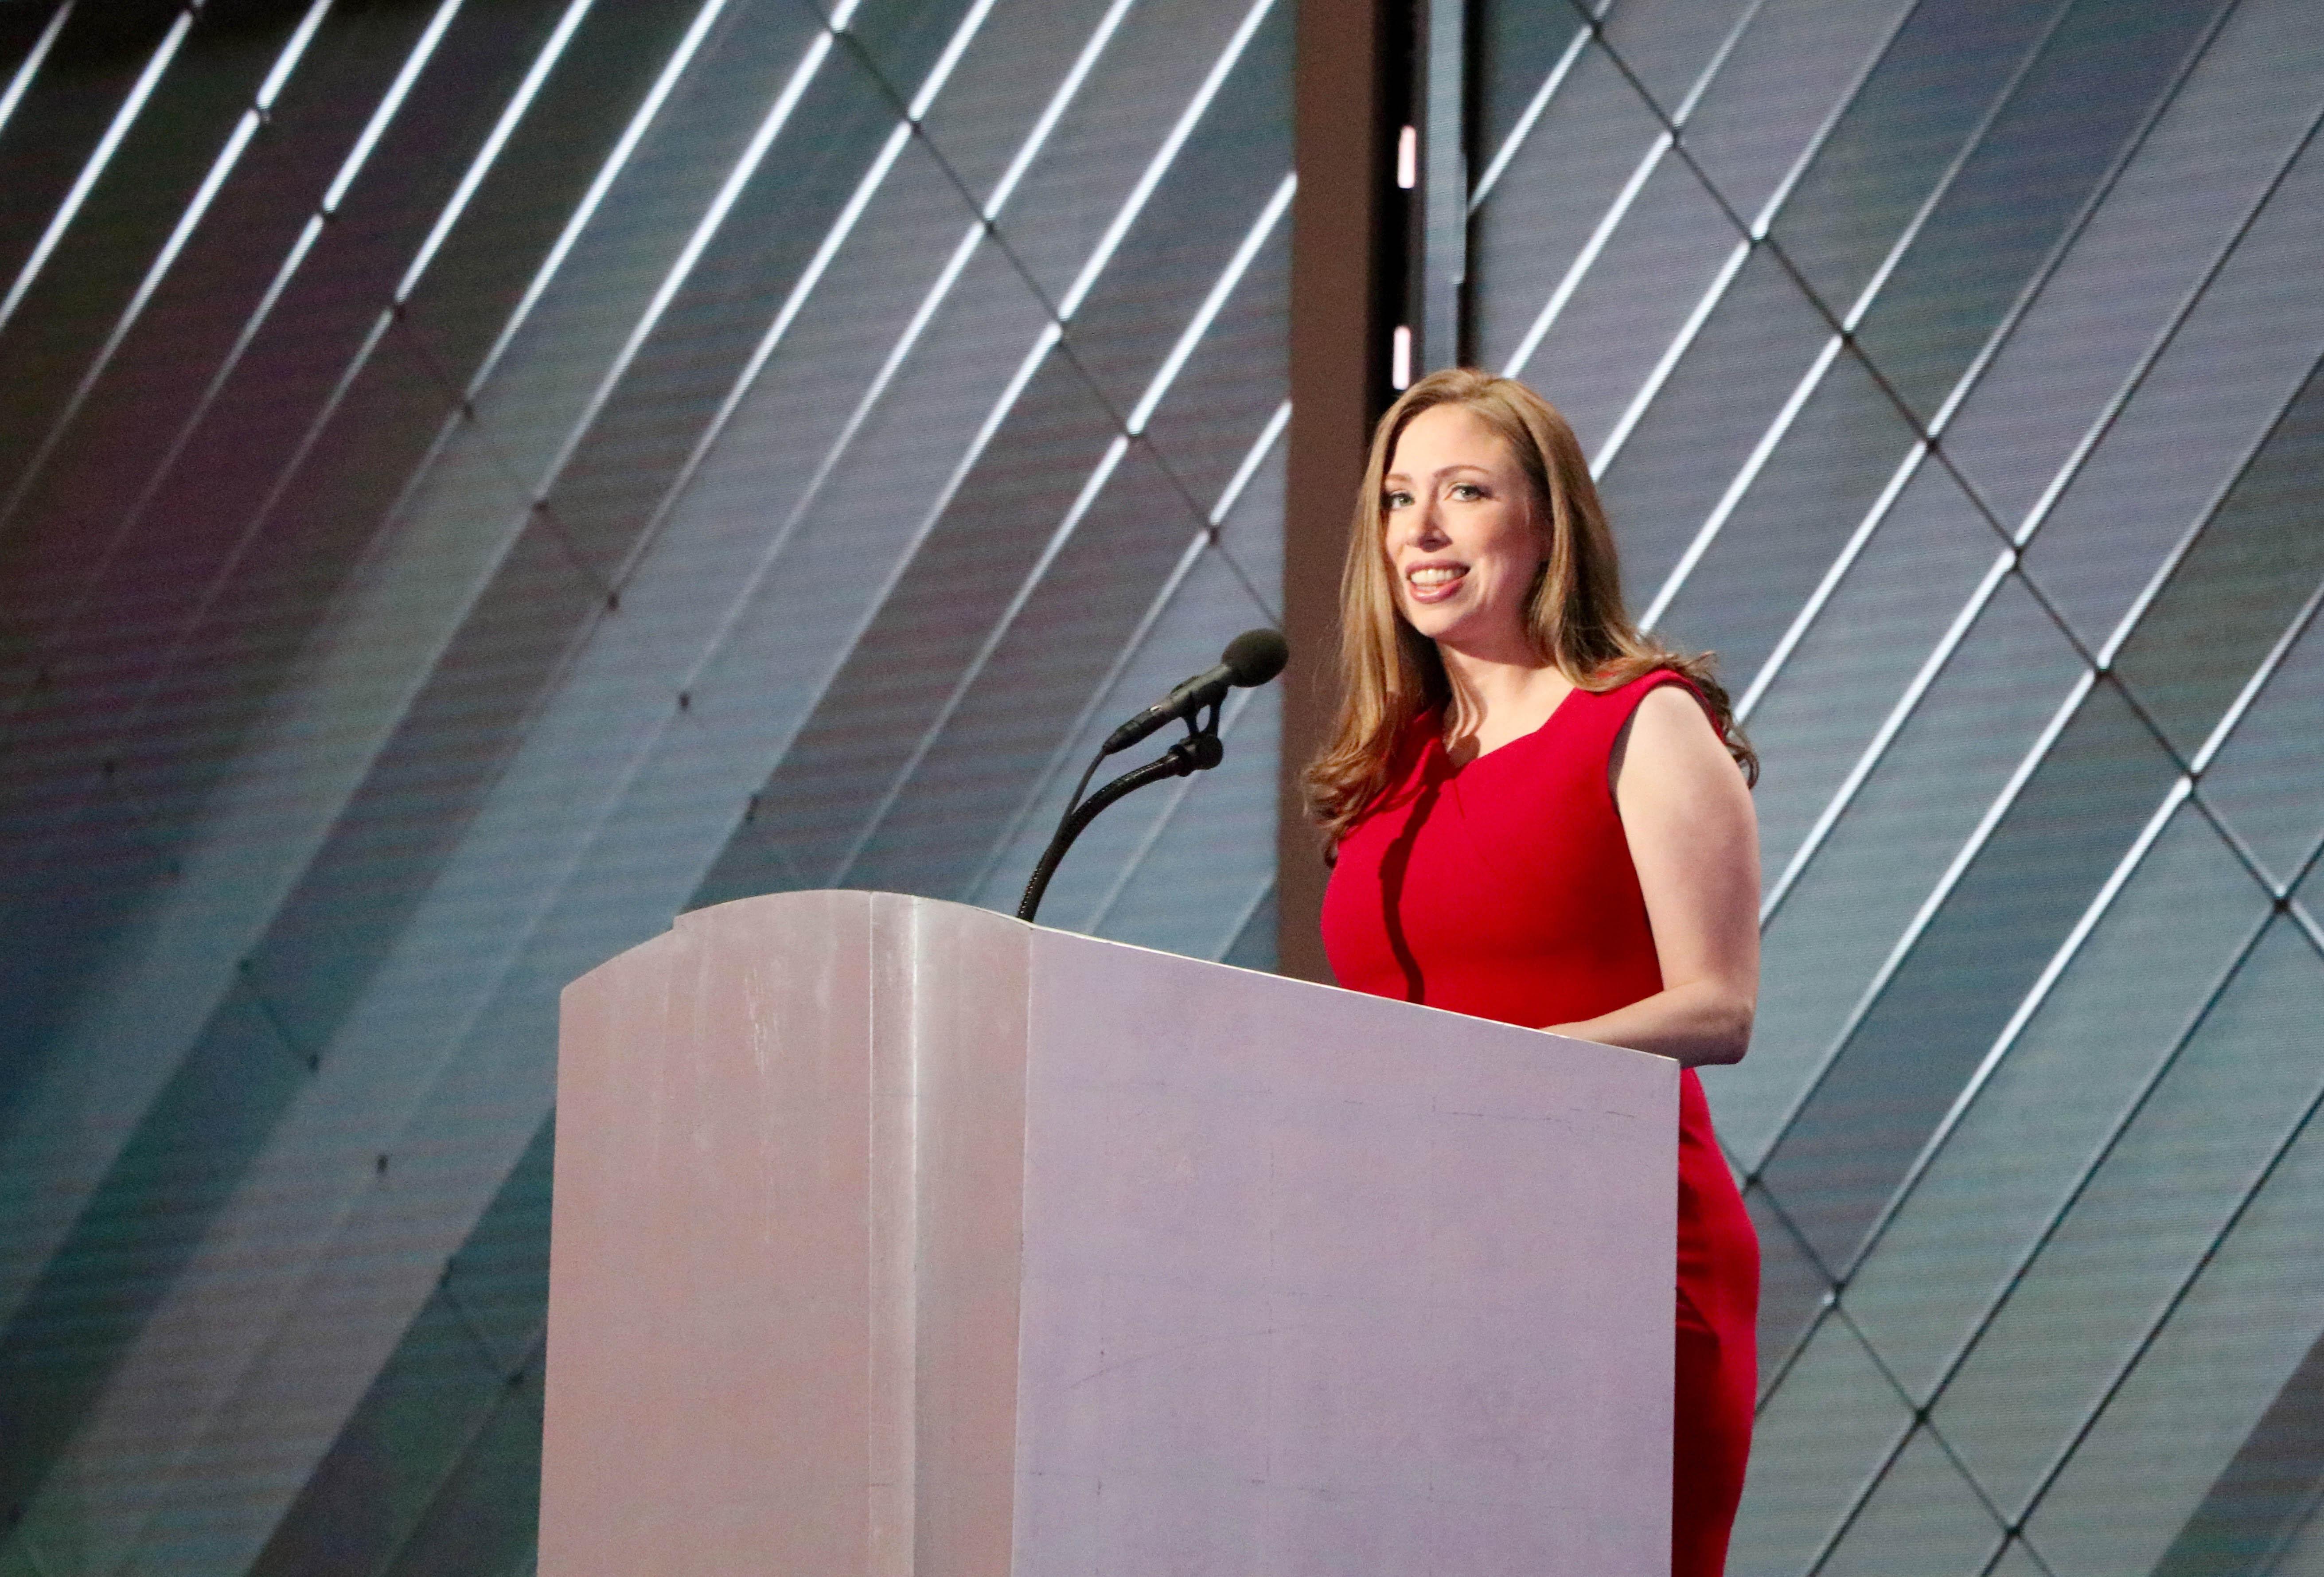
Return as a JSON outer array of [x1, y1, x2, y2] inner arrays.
[[979, 0, 1272, 309], [1591, 244, 1831, 597], [1840, 801, 2270, 1405], [2201, 608, 2324, 896], [2275, 1497, 2324, 1577], [1470, 39, 1670, 377], [1732, 1177, 1830, 1399], [1726, 1308, 1910, 1577], [1502, 153, 1737, 455], [1650, 343, 1926, 688], [1675, 0, 1915, 228], [2111, 359, 2324, 761], [914, 0, 1127, 211], [1759, 0, 2068, 324], [1844, 0, 2226, 427], [1473, 0, 1592, 182], [1759, 677, 2184, 1275], [1591, 0, 1759, 124], [246, 1116, 550, 1577], [2024, 939, 2324, 1573], [1715, 573, 2085, 1167], [1935, 0, 2324, 538], [2017, 127, 2324, 654], [0, 965, 311, 1522], [1817, 1424, 2002, 1577], [1933, 917, 2324, 1521], [2150, 1320, 2324, 1577], [1737, 454, 2002, 884]]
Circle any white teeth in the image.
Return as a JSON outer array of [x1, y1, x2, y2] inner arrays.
[[1410, 566, 1464, 586]]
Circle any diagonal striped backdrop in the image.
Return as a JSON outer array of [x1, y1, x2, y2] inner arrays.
[[0, 0, 1285, 1569], [1464, 0, 2324, 1571], [5, 0, 2324, 1573]]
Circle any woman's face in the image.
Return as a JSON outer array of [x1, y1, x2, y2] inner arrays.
[[1381, 402, 1544, 656]]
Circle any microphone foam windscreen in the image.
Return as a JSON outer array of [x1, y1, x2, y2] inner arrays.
[[1221, 627, 1290, 687]]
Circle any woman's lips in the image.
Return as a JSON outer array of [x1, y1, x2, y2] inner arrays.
[[1405, 564, 1467, 604]]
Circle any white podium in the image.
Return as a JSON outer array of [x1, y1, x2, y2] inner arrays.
[[540, 890, 1674, 1575]]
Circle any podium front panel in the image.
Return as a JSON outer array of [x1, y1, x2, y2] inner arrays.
[[541, 891, 1675, 1575]]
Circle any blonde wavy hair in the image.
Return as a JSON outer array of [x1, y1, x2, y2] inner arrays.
[[1303, 367, 1756, 845]]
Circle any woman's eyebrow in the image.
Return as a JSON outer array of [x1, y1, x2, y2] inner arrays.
[[1383, 461, 1492, 487]]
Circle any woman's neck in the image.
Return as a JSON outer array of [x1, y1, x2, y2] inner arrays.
[[1439, 642, 1575, 761]]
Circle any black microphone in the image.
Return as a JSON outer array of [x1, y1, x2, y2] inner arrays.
[[1102, 628, 1289, 755]]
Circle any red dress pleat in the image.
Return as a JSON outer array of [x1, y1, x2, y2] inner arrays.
[[1321, 669, 1759, 1577]]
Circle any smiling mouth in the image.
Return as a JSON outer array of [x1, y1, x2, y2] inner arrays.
[[1406, 564, 1467, 602]]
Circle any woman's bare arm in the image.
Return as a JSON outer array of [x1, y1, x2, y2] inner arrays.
[[1544, 684, 1760, 1066]]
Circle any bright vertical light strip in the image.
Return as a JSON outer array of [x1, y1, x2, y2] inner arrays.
[[0, 0, 74, 142], [0, 0, 337, 534], [0, 5, 196, 332], [532, 0, 862, 499]]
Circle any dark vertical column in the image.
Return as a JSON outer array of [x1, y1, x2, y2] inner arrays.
[[1280, 0, 1395, 983], [1413, 0, 1466, 372]]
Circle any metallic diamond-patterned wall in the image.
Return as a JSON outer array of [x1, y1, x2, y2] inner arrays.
[[9, 0, 2324, 1571], [1468, 1, 2324, 1572], [0, 0, 1283, 1569]]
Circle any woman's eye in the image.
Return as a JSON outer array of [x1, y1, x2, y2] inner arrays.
[[1384, 491, 1412, 509], [1450, 483, 1483, 500]]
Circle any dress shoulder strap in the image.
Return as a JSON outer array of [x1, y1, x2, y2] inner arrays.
[[1564, 667, 1704, 758]]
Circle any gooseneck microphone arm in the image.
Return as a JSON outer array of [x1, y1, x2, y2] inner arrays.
[[1016, 629, 1287, 925], [1015, 716, 1223, 924]]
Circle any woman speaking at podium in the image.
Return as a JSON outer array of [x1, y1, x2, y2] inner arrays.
[[1310, 369, 1762, 1576]]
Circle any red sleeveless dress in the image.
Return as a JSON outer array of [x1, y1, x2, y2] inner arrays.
[[1320, 670, 1759, 1577]]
